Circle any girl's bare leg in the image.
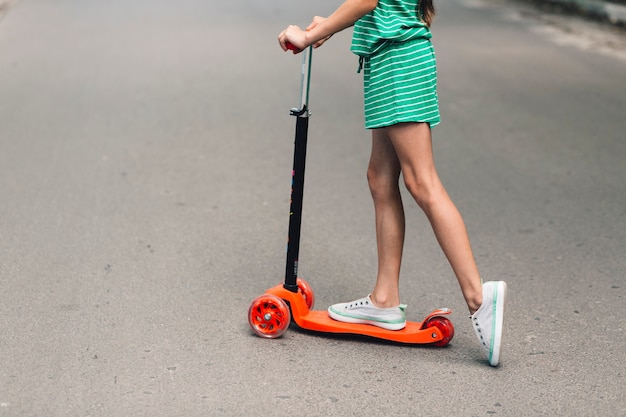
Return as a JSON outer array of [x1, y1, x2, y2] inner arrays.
[[384, 122, 483, 313], [367, 129, 405, 308]]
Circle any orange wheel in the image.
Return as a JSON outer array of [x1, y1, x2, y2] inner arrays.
[[248, 294, 291, 338], [425, 316, 455, 347], [297, 278, 315, 309]]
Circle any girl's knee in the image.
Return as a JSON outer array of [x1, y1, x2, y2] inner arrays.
[[403, 174, 443, 210], [367, 166, 400, 201]]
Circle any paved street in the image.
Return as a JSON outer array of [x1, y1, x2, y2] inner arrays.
[[1, 0, 624, 416]]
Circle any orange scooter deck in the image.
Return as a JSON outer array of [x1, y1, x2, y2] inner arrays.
[[265, 284, 453, 345]]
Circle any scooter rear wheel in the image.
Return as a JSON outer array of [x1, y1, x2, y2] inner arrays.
[[248, 294, 291, 338], [425, 316, 455, 347]]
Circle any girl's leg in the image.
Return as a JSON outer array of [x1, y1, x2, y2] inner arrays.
[[367, 128, 405, 308], [385, 122, 483, 313]]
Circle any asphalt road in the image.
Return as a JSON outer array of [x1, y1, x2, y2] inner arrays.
[[1, 0, 625, 416]]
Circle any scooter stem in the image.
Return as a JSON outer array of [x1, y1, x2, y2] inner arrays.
[[284, 47, 313, 293]]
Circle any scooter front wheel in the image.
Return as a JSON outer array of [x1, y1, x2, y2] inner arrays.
[[248, 294, 291, 338], [297, 278, 315, 310]]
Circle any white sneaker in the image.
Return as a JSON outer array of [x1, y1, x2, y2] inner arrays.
[[328, 295, 407, 330], [471, 281, 507, 366]]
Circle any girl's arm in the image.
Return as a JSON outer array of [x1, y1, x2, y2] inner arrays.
[[278, 0, 378, 52]]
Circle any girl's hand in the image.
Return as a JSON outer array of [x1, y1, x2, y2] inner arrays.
[[306, 16, 333, 48], [278, 25, 307, 54]]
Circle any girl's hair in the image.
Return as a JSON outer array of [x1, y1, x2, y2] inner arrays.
[[418, 0, 435, 27]]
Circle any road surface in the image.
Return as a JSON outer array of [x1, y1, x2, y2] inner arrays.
[[1, 0, 624, 415]]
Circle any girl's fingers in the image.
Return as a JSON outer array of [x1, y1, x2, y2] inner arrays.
[[277, 28, 291, 51], [278, 25, 308, 53]]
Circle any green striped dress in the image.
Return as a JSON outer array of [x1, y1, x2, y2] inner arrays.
[[352, 0, 440, 129]]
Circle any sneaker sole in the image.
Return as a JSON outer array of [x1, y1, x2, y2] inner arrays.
[[489, 281, 507, 366], [328, 308, 406, 331]]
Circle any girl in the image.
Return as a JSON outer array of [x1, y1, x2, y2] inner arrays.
[[278, 0, 507, 366]]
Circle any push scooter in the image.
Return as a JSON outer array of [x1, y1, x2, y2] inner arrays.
[[247, 46, 454, 346]]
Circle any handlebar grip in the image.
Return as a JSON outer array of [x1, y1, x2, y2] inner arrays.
[[286, 42, 299, 51]]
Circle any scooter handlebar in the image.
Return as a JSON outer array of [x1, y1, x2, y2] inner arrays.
[[286, 42, 305, 54]]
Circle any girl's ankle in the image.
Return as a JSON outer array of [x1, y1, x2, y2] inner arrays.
[[370, 292, 401, 308]]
